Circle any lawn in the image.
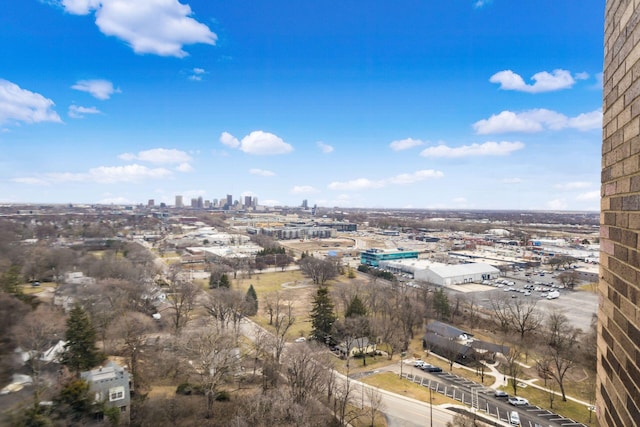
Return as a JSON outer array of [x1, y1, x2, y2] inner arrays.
[[361, 372, 458, 406], [503, 379, 598, 425]]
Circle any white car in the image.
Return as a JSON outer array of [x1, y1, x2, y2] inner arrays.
[[294, 337, 306, 343], [414, 360, 425, 368], [508, 397, 529, 406], [509, 411, 521, 425]]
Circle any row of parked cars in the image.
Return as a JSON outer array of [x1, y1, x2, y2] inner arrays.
[[413, 360, 443, 372]]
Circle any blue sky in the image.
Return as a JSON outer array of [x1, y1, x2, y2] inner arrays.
[[0, 0, 605, 210]]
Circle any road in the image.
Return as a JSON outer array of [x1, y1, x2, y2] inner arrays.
[[238, 318, 459, 426]]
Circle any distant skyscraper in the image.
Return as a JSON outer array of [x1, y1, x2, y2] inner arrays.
[[175, 195, 183, 208], [302, 199, 308, 209], [226, 194, 233, 207], [244, 196, 252, 208], [197, 196, 203, 209], [212, 198, 218, 207], [597, 2, 640, 426], [148, 199, 154, 207], [253, 197, 258, 207], [190, 198, 197, 208]]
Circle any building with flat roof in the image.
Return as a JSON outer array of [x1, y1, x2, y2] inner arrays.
[[80, 361, 131, 422], [380, 259, 499, 286], [360, 248, 419, 267]]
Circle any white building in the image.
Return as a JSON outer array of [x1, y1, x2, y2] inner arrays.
[[380, 259, 499, 286]]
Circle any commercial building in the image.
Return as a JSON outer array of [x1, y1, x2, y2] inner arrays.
[[597, 2, 640, 426], [380, 259, 499, 286], [360, 249, 419, 267], [175, 195, 183, 208]]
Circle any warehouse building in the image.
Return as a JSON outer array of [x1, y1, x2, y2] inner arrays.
[[380, 259, 499, 286]]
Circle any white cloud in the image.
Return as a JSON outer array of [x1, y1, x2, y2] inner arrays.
[[328, 178, 383, 191], [328, 169, 443, 191], [219, 132, 240, 148], [118, 148, 192, 164], [502, 177, 522, 184], [555, 181, 591, 191], [473, 109, 602, 134], [0, 79, 62, 125], [55, 164, 172, 183], [389, 138, 424, 151], [317, 141, 334, 154], [420, 141, 524, 158], [547, 198, 568, 210], [261, 199, 280, 206], [188, 67, 206, 81], [489, 69, 575, 93], [98, 195, 134, 204], [56, 0, 217, 58], [575, 72, 589, 80], [576, 191, 600, 201], [220, 131, 293, 155], [473, 0, 492, 8], [250, 168, 275, 177], [68, 104, 101, 118], [71, 79, 120, 100], [387, 170, 444, 184], [176, 162, 193, 172], [453, 197, 467, 204], [11, 177, 51, 186], [291, 185, 319, 194]]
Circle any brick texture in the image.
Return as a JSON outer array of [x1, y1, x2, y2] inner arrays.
[[598, 2, 640, 426]]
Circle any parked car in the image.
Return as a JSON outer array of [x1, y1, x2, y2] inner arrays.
[[421, 364, 443, 373], [414, 360, 425, 368], [494, 390, 508, 398], [294, 337, 306, 343], [509, 411, 521, 425], [508, 397, 529, 406]]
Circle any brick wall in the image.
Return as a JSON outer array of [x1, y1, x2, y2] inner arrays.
[[598, 1, 640, 426]]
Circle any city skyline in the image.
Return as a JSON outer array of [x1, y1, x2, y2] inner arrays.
[[1, 1, 604, 210]]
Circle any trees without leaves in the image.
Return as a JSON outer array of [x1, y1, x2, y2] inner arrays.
[[545, 311, 581, 401], [298, 256, 338, 285], [507, 298, 544, 341]]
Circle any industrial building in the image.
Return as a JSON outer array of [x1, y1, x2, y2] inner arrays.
[[379, 259, 499, 286]]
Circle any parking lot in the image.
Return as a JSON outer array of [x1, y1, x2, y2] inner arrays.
[[403, 369, 589, 427]]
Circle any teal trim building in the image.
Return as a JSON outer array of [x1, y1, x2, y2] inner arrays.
[[360, 249, 419, 267]]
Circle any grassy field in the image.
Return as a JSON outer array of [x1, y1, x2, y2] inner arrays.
[[232, 270, 315, 340], [361, 372, 458, 406], [503, 379, 597, 425]]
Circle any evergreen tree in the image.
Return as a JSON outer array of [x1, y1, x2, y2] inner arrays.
[[345, 294, 367, 318], [62, 305, 105, 373], [433, 288, 451, 320], [219, 274, 231, 289], [244, 284, 258, 316], [310, 287, 337, 344]]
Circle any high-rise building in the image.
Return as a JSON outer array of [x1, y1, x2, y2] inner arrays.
[[190, 198, 198, 208], [147, 199, 154, 207], [244, 196, 252, 208], [175, 195, 183, 208], [302, 199, 308, 209], [226, 194, 233, 207], [197, 196, 203, 209], [597, 2, 640, 426]]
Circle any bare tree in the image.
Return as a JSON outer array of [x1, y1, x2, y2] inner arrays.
[[183, 323, 238, 419], [298, 256, 338, 285], [545, 311, 581, 401], [490, 295, 513, 334], [283, 343, 328, 404], [108, 311, 156, 388], [507, 298, 544, 341], [557, 270, 580, 290], [12, 305, 65, 403], [204, 288, 246, 337], [364, 385, 385, 427], [505, 347, 522, 396], [272, 293, 296, 363], [165, 272, 200, 335]]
